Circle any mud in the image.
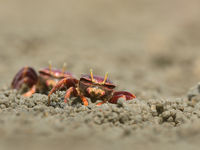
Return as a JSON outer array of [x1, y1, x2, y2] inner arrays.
[[1, 0, 200, 150]]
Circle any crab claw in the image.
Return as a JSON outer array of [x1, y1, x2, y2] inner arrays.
[[109, 91, 136, 104], [11, 67, 38, 96]]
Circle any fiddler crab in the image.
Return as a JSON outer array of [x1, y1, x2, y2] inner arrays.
[[11, 62, 73, 97], [48, 69, 136, 106]]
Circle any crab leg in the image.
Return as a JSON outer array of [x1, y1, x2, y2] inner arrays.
[[23, 85, 36, 97], [65, 87, 88, 106], [96, 100, 107, 106], [48, 77, 78, 105], [64, 87, 77, 103], [80, 95, 89, 106], [109, 91, 136, 104]]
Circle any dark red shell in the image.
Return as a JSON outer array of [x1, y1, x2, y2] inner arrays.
[[80, 74, 115, 87], [39, 68, 73, 78]]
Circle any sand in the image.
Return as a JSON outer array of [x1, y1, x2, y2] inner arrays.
[[0, 85, 200, 150], [1, 0, 200, 150]]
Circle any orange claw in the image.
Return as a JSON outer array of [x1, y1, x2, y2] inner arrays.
[[23, 85, 36, 97]]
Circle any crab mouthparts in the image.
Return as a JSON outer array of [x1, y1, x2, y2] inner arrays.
[[87, 87, 105, 97]]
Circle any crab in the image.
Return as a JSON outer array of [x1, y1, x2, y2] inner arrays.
[[11, 62, 74, 97], [48, 69, 136, 106]]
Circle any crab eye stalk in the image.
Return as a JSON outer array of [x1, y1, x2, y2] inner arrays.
[[48, 60, 52, 74], [90, 69, 95, 82], [62, 62, 67, 74], [102, 72, 108, 84]]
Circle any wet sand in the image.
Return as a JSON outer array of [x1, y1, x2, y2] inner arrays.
[[1, 0, 200, 150]]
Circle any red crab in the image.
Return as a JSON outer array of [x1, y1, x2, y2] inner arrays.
[[48, 69, 136, 106], [11, 63, 74, 97]]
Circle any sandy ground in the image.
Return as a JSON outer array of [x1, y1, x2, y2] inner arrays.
[[1, 0, 200, 150]]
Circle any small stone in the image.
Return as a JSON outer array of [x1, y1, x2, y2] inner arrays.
[[0, 104, 6, 109], [117, 98, 126, 107], [187, 82, 200, 101], [27, 101, 35, 108], [33, 105, 46, 112], [93, 116, 103, 125], [119, 113, 129, 124], [0, 96, 9, 106], [154, 117, 162, 124], [11, 103, 17, 109], [175, 111, 187, 124], [167, 116, 174, 122], [162, 111, 171, 120], [156, 104, 164, 114]]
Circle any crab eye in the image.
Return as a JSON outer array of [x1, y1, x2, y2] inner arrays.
[[104, 84, 116, 89], [80, 78, 93, 84], [39, 71, 52, 77]]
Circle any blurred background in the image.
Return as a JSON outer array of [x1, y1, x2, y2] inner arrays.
[[1, 0, 200, 99]]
